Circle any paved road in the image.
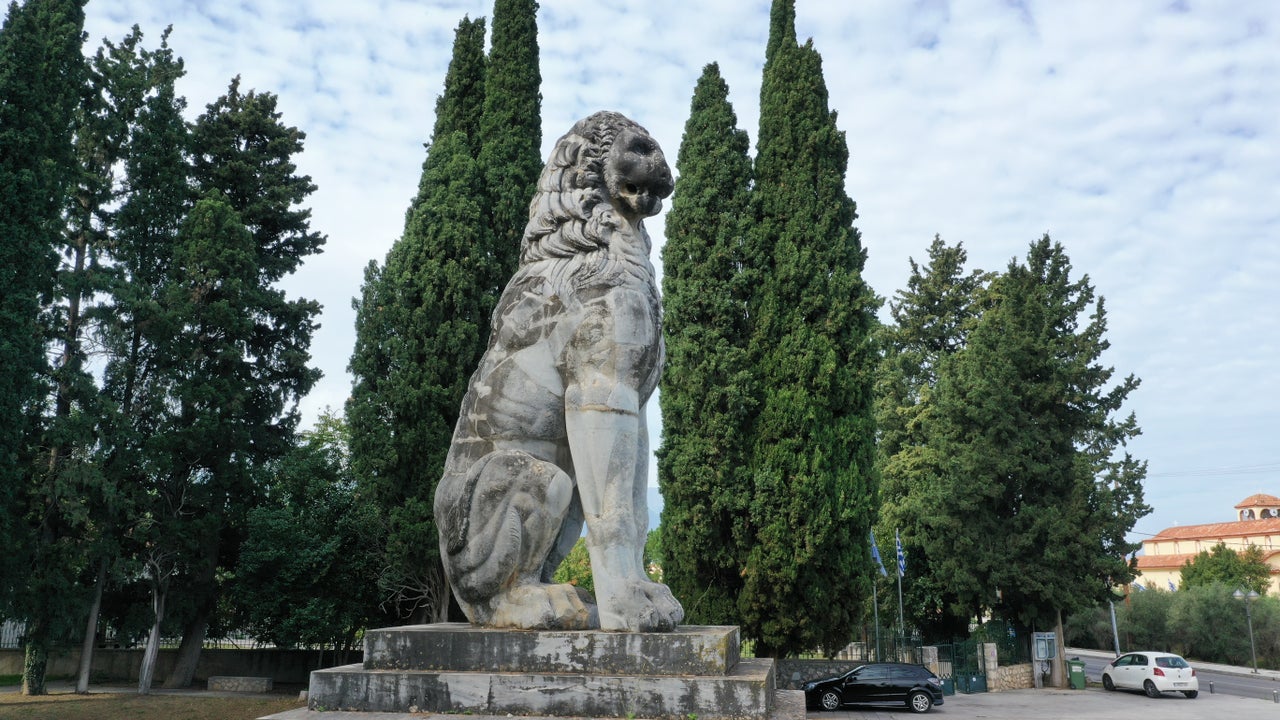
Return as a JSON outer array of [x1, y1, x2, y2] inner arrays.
[[828, 685, 1280, 719], [1071, 646, 1280, 702]]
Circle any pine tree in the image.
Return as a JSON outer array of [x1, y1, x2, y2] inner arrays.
[[875, 236, 988, 637], [741, 0, 881, 657], [347, 17, 490, 621], [918, 236, 1149, 631], [657, 63, 755, 626], [478, 0, 541, 286]]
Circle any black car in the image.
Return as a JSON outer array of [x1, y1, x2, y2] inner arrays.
[[803, 662, 945, 714]]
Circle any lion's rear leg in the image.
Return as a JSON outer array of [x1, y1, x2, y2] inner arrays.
[[441, 449, 597, 630]]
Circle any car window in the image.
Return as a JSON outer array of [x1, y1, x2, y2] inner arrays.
[[858, 666, 891, 681], [1155, 656, 1188, 668], [1131, 654, 1147, 665], [897, 667, 928, 680], [1114, 655, 1132, 666]]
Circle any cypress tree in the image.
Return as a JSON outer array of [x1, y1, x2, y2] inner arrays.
[[657, 63, 755, 626], [741, 0, 881, 657], [0, 0, 87, 694], [347, 17, 490, 621], [88, 26, 191, 693], [478, 0, 541, 286]]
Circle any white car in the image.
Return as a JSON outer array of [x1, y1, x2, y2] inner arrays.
[[1102, 651, 1198, 698]]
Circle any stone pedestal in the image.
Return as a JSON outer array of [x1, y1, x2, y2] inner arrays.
[[298, 623, 800, 720]]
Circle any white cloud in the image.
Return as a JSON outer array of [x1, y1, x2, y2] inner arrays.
[[81, 0, 1280, 538]]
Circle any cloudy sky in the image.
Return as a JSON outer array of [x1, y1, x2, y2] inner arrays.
[[82, 1, 1278, 542]]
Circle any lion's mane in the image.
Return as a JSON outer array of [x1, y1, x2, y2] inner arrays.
[[519, 111, 647, 265]]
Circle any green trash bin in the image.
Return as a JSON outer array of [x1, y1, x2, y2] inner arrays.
[[1067, 658, 1087, 689]]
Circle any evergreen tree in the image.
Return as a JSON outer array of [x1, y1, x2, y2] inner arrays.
[[1180, 543, 1270, 595], [230, 411, 385, 651], [741, 0, 881, 657], [657, 63, 755, 626], [478, 0, 541, 286], [347, 17, 490, 621], [92, 28, 192, 694], [0, 0, 88, 695], [154, 80, 323, 688], [918, 236, 1149, 631], [875, 237, 988, 637]]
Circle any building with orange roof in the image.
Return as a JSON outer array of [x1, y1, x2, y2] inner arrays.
[[1134, 493, 1280, 593]]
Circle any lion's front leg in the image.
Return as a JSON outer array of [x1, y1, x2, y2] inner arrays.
[[565, 280, 686, 627], [566, 376, 684, 633]]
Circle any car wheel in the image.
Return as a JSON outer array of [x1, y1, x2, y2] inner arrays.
[[1144, 679, 1160, 698], [820, 691, 840, 711], [1183, 690, 1198, 699], [907, 690, 933, 714], [1102, 674, 1115, 691]]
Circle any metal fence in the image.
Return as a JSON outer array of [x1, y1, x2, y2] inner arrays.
[[1, 620, 24, 649]]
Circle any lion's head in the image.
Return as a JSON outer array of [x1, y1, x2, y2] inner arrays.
[[520, 111, 674, 265]]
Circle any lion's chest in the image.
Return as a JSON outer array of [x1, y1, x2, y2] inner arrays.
[[490, 257, 663, 402]]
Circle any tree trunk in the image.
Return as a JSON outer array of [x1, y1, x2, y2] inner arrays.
[[138, 582, 167, 694], [163, 528, 220, 689], [21, 616, 49, 696], [162, 601, 210, 689], [76, 556, 108, 693], [1051, 610, 1067, 688]]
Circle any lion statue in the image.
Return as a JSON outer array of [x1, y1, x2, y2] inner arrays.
[[434, 111, 684, 632]]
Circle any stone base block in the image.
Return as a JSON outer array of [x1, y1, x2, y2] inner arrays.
[[363, 623, 740, 676], [209, 675, 273, 692], [297, 624, 780, 720], [308, 657, 775, 720]]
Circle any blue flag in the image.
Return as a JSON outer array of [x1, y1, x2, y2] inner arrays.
[[1168, 580, 1177, 592], [1133, 582, 1146, 591], [896, 529, 907, 577], [870, 530, 888, 576]]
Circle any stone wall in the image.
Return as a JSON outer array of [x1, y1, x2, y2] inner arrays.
[[987, 662, 1035, 691]]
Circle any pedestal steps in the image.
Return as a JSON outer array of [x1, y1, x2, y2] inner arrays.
[[264, 623, 803, 720]]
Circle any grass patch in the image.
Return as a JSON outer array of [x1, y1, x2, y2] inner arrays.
[[0, 688, 304, 720]]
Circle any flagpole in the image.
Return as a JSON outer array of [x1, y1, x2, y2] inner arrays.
[[873, 581, 881, 662], [895, 529, 905, 639], [896, 568, 904, 638], [870, 529, 889, 662]]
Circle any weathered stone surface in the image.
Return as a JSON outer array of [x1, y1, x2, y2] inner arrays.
[[307, 658, 775, 720], [363, 623, 740, 676], [208, 675, 273, 692], [434, 111, 682, 632], [287, 624, 787, 720]]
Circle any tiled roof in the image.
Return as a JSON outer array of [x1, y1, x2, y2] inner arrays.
[[1235, 493, 1280, 509], [1135, 553, 1196, 569], [1149, 517, 1280, 540], [1136, 551, 1280, 573]]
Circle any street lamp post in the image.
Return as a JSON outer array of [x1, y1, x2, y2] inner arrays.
[[1233, 588, 1260, 674]]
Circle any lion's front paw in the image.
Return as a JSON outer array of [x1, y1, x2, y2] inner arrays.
[[597, 579, 684, 632], [488, 582, 599, 630]]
